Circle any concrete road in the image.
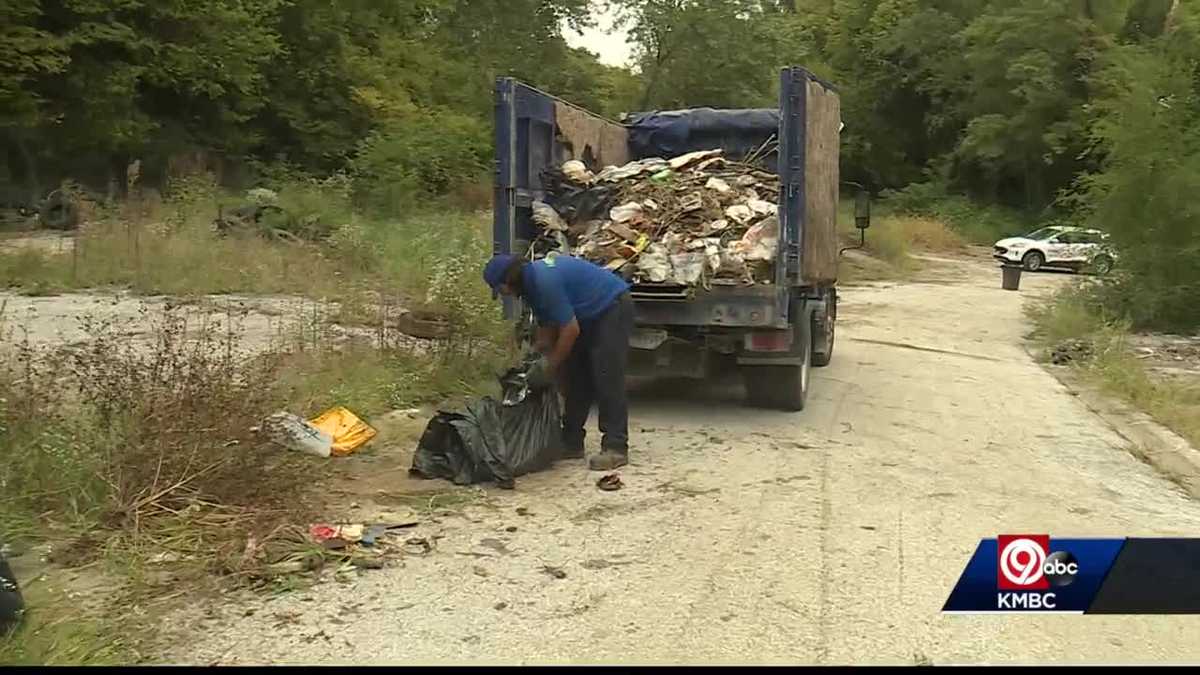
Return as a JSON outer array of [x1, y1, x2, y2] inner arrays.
[[176, 257, 1200, 665]]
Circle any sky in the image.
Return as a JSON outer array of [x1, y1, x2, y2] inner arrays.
[[562, 5, 633, 67]]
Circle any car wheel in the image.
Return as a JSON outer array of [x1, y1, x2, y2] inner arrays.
[[1092, 255, 1114, 276], [1022, 250, 1045, 272]]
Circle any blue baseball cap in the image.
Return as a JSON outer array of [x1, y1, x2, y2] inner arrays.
[[483, 254, 519, 298]]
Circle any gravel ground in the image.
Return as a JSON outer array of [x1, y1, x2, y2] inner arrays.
[[151, 256, 1200, 665]]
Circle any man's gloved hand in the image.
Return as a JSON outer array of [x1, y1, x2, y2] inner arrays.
[[525, 355, 554, 390]]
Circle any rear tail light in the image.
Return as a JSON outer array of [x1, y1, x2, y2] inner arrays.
[[745, 329, 793, 352]]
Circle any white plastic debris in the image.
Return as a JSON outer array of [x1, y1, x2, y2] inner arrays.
[[733, 215, 779, 262], [636, 244, 671, 283], [668, 149, 723, 171], [562, 160, 594, 184], [734, 175, 759, 188], [725, 204, 754, 225], [262, 412, 333, 458], [610, 201, 644, 224], [670, 252, 706, 285], [532, 200, 567, 232], [596, 158, 668, 182], [705, 240, 723, 274], [643, 199, 659, 211], [680, 192, 703, 212], [703, 219, 729, 235], [662, 231, 687, 253], [705, 177, 732, 193], [748, 199, 775, 216]]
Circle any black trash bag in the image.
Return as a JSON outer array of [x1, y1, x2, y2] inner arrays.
[[0, 550, 24, 635], [410, 361, 562, 489]]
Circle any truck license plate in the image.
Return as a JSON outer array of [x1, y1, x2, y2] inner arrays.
[[629, 328, 668, 351]]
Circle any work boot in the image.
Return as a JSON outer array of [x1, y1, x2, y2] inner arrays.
[[561, 432, 585, 459], [588, 450, 628, 471]]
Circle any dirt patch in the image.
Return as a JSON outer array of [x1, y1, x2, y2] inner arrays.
[[1128, 333, 1200, 381], [0, 231, 75, 255]]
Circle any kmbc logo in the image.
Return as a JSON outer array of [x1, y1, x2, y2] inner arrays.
[[997, 534, 1078, 590]]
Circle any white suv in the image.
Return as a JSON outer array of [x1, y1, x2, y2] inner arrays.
[[993, 226, 1116, 274]]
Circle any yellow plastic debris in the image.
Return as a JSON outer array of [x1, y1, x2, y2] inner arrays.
[[308, 406, 377, 457]]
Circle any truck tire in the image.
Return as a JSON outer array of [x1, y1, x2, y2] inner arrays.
[[812, 291, 836, 368], [741, 315, 811, 411]]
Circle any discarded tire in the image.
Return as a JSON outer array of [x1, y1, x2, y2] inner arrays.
[[397, 309, 452, 340], [1001, 264, 1022, 291], [39, 191, 81, 231], [0, 551, 24, 635]]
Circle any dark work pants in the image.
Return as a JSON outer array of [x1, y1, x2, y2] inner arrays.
[[562, 293, 634, 455]]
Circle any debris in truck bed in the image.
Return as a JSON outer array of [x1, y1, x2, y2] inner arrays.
[[537, 150, 780, 287]]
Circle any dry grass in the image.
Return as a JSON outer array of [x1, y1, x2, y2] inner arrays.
[[1029, 289, 1200, 450], [838, 208, 967, 282]]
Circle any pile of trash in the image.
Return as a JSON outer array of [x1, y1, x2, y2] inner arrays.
[[534, 148, 781, 287]]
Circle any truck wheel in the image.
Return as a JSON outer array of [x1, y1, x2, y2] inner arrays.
[[812, 293, 835, 368], [741, 317, 811, 411], [776, 319, 812, 411]]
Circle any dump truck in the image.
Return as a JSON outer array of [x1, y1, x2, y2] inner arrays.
[[493, 67, 864, 411]]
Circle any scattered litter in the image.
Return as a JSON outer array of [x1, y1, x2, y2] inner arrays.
[[493, 602, 508, 611], [705, 177, 732, 193], [308, 407, 377, 457], [263, 412, 332, 458], [610, 201, 644, 224], [405, 538, 433, 555], [532, 200, 568, 232], [505, 526, 518, 533], [1051, 338, 1094, 365], [515, 507, 532, 517], [561, 160, 594, 185], [541, 565, 568, 580], [473, 566, 491, 578], [596, 474, 623, 492]]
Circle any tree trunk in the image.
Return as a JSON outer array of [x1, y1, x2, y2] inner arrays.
[[15, 138, 41, 206], [1166, 0, 1180, 33]]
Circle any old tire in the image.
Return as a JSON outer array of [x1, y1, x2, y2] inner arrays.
[[812, 293, 835, 368], [39, 191, 80, 231], [1022, 250, 1044, 272], [742, 316, 812, 412]]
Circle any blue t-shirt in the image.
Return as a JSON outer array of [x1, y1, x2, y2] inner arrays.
[[523, 255, 630, 326]]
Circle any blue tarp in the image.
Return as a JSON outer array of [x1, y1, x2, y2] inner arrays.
[[623, 108, 780, 165]]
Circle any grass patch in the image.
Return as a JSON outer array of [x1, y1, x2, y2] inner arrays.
[[879, 181, 1038, 244], [1028, 287, 1200, 449], [0, 580, 135, 665], [838, 198, 968, 282]]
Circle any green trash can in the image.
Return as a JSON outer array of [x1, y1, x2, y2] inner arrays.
[[1001, 264, 1022, 291]]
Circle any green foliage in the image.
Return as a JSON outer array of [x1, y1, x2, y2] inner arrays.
[[1069, 1, 1200, 331], [881, 180, 1037, 244], [351, 110, 490, 214]]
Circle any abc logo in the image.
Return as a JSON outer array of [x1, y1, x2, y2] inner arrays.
[[998, 535, 1078, 589]]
